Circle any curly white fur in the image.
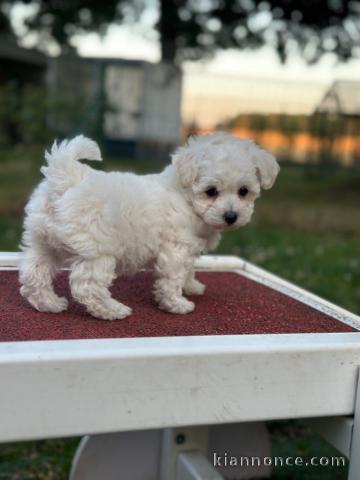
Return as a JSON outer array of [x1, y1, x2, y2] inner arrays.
[[19, 132, 279, 320]]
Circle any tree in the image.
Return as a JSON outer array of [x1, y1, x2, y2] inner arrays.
[[0, 0, 359, 64]]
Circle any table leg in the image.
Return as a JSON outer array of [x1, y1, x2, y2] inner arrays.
[[177, 452, 223, 479], [348, 369, 360, 480], [69, 422, 270, 480], [69, 430, 162, 480]]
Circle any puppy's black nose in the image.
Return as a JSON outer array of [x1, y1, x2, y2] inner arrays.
[[223, 211, 238, 225]]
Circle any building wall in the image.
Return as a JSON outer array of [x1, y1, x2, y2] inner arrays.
[[104, 64, 144, 141], [49, 56, 182, 159], [141, 63, 182, 144]]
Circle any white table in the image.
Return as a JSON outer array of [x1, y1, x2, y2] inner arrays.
[[0, 253, 359, 479]]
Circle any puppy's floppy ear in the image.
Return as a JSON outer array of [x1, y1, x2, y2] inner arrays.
[[252, 145, 280, 190], [171, 145, 201, 187]]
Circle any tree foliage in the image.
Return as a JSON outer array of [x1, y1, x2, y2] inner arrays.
[[0, 0, 359, 63]]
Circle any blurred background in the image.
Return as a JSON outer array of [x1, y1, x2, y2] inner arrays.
[[0, 0, 359, 478]]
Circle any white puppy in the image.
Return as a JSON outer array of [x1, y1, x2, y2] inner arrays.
[[19, 132, 279, 320]]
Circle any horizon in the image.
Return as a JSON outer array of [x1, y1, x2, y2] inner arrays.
[[73, 27, 360, 127], [10, 4, 360, 128]]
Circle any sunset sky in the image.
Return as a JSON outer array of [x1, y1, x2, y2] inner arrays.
[[11, 4, 360, 128], [74, 26, 360, 127]]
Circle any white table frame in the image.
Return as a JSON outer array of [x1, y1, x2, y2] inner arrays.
[[0, 253, 360, 479]]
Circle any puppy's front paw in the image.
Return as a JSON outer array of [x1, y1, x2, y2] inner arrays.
[[159, 296, 195, 315], [21, 287, 68, 313], [51, 296, 69, 312], [89, 300, 132, 321], [112, 303, 133, 320], [183, 279, 206, 296]]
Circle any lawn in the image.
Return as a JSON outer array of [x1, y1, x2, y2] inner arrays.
[[0, 144, 359, 479]]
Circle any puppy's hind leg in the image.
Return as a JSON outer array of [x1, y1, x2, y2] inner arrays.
[[20, 245, 68, 313], [183, 269, 206, 296], [69, 256, 132, 320]]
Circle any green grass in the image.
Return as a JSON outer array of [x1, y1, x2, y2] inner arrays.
[[0, 439, 79, 480], [0, 145, 359, 478], [269, 421, 348, 479]]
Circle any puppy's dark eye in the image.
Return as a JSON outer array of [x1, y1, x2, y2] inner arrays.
[[238, 186, 249, 197], [206, 187, 218, 198]]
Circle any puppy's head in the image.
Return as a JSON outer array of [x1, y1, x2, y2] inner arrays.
[[172, 132, 280, 230]]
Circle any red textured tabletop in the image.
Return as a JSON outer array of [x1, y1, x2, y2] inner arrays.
[[0, 270, 356, 342]]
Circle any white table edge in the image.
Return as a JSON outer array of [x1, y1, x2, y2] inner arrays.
[[0, 252, 359, 442]]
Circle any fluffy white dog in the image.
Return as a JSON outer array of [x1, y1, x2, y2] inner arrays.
[[19, 132, 279, 320]]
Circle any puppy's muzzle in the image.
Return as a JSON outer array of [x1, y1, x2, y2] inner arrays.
[[223, 211, 238, 225]]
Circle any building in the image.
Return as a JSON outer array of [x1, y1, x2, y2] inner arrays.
[[48, 56, 182, 160], [314, 80, 360, 166], [0, 35, 47, 86], [315, 80, 360, 118], [0, 36, 47, 143]]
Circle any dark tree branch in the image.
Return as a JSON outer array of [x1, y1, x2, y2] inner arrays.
[[0, 0, 359, 64]]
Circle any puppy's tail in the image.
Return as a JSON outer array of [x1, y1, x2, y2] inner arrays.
[[40, 135, 102, 195]]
